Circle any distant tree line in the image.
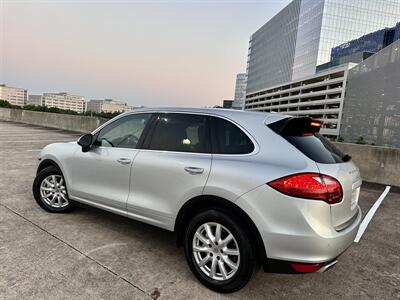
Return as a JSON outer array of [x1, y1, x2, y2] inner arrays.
[[0, 99, 120, 119], [82, 111, 121, 119], [0, 99, 21, 109]]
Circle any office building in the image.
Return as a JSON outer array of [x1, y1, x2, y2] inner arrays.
[[245, 64, 353, 137], [246, 0, 400, 94], [246, 0, 301, 94], [232, 73, 247, 109], [316, 51, 374, 73], [0, 84, 27, 106], [42, 92, 85, 113], [87, 99, 128, 113], [28, 95, 44, 106], [340, 39, 400, 148], [317, 22, 400, 72]]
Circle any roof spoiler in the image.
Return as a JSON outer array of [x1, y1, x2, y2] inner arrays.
[[267, 117, 322, 136]]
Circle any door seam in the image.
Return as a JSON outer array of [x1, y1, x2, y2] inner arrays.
[[201, 153, 213, 195]]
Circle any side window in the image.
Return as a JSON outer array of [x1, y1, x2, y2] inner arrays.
[[147, 113, 210, 153], [95, 114, 151, 149], [212, 117, 254, 154]]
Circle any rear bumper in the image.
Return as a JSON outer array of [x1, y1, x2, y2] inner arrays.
[[235, 185, 362, 264]]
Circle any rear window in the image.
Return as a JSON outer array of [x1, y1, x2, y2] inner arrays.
[[268, 117, 349, 164], [211, 117, 254, 154], [285, 133, 347, 164]]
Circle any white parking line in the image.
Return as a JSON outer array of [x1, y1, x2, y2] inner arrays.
[[354, 185, 391, 243]]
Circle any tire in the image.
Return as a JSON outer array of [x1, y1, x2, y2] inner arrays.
[[32, 165, 74, 213], [183, 208, 257, 293]]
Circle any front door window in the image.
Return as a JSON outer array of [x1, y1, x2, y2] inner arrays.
[[95, 114, 151, 148]]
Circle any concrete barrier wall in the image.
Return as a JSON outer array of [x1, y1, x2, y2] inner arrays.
[[0, 108, 399, 187], [333, 142, 400, 187], [0, 108, 108, 133]]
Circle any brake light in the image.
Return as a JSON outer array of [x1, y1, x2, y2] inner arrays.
[[268, 173, 342, 204], [310, 121, 321, 128]]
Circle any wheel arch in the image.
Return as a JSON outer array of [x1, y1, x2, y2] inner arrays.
[[174, 195, 268, 270], [37, 159, 62, 174]]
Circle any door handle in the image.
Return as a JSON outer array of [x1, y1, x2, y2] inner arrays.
[[184, 166, 204, 175], [117, 158, 132, 165]]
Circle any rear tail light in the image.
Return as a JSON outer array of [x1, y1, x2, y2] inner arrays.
[[268, 173, 342, 204], [290, 262, 322, 273]]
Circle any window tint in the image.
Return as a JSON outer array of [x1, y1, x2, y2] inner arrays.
[[148, 113, 209, 153], [285, 133, 348, 164], [267, 117, 350, 164], [95, 114, 151, 148], [212, 117, 254, 154]]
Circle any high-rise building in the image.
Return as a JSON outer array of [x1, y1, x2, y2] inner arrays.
[[340, 39, 400, 148], [246, 0, 400, 94], [317, 22, 400, 72], [0, 84, 27, 106], [232, 73, 247, 109], [246, 0, 301, 94], [42, 92, 85, 113], [87, 99, 128, 113]]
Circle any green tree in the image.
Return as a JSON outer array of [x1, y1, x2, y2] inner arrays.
[[0, 99, 21, 109], [83, 111, 121, 119]]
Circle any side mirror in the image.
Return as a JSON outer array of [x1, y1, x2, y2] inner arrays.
[[78, 133, 93, 152]]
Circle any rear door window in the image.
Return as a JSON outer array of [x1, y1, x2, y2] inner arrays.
[[211, 117, 254, 154], [147, 113, 210, 153]]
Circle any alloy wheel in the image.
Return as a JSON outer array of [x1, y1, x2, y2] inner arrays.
[[40, 175, 69, 208], [192, 222, 240, 281]]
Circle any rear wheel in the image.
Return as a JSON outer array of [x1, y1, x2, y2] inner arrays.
[[33, 166, 74, 213], [183, 209, 257, 293]]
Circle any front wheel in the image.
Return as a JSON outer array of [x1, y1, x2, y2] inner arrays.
[[33, 165, 74, 213], [183, 209, 257, 293]]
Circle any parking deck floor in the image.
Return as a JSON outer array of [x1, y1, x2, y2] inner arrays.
[[0, 120, 399, 299]]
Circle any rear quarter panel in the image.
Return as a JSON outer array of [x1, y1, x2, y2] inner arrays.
[[316, 161, 362, 228], [203, 119, 320, 201]]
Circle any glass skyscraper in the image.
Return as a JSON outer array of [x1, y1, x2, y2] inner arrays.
[[246, 0, 400, 94], [245, 0, 301, 94], [317, 22, 400, 71], [330, 24, 399, 61]]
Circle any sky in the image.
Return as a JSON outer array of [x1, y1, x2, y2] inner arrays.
[[0, 0, 291, 107]]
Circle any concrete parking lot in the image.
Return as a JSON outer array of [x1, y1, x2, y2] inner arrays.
[[0, 120, 399, 299]]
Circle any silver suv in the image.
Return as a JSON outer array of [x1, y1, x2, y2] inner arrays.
[[33, 108, 362, 292]]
